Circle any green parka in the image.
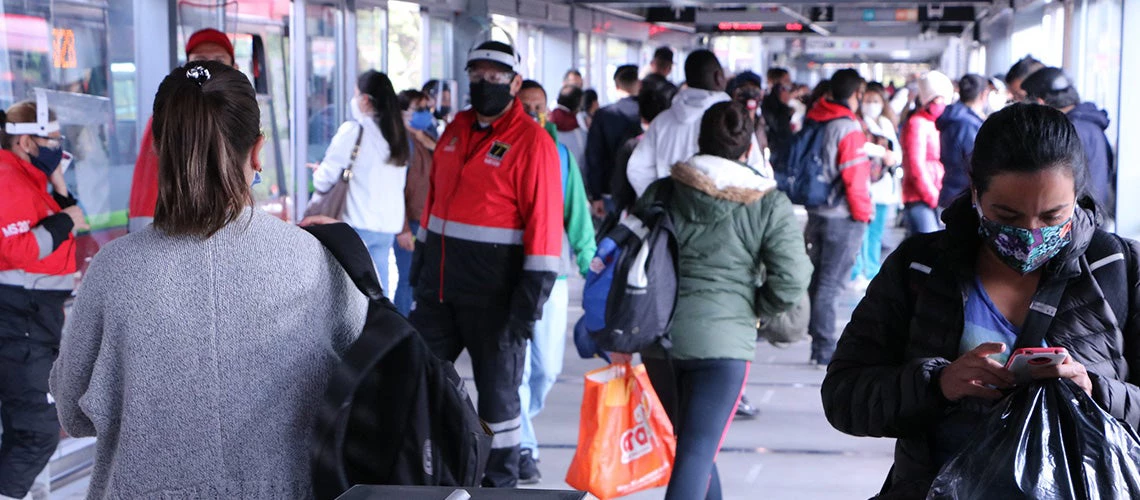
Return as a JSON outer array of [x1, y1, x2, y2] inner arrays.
[[638, 154, 812, 361]]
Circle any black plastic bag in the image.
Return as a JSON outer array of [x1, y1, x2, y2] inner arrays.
[[928, 379, 1140, 499]]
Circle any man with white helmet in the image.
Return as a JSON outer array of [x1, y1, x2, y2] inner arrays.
[[409, 39, 562, 488]]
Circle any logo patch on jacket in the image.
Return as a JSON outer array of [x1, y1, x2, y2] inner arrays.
[[486, 141, 511, 166]]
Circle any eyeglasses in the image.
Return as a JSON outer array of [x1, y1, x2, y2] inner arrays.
[[467, 69, 515, 85]]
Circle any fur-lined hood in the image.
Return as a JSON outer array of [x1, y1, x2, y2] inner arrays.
[[671, 154, 776, 204], [667, 154, 778, 224]]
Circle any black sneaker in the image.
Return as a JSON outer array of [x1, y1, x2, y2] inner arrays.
[[518, 448, 541, 485], [735, 395, 760, 420]]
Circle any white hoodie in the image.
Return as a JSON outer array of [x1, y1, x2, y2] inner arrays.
[[313, 99, 407, 233], [626, 88, 766, 196]]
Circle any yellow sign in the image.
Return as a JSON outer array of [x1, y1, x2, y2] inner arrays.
[[52, 28, 77, 68]]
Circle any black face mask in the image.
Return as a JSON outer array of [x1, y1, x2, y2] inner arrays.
[[434, 106, 451, 120], [30, 145, 63, 177], [469, 81, 513, 117]]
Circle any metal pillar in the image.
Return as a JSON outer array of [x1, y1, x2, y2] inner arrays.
[[1116, 0, 1140, 238], [290, 0, 310, 222], [133, 0, 176, 139]]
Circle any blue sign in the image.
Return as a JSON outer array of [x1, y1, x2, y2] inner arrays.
[[863, 9, 876, 22]]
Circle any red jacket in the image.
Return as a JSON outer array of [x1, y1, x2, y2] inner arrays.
[[901, 109, 944, 207], [128, 117, 159, 230], [0, 149, 77, 344], [805, 100, 873, 222], [412, 99, 563, 320]]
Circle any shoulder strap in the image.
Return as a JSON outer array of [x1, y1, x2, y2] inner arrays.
[[303, 222, 385, 301], [1086, 230, 1129, 329], [344, 122, 365, 173], [1015, 280, 1067, 350]]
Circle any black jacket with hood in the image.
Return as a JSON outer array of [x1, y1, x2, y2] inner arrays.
[[1067, 102, 1114, 217], [821, 197, 1140, 498]]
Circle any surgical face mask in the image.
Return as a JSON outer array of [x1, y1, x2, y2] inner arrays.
[[927, 101, 947, 118], [863, 102, 884, 119], [29, 144, 63, 177], [977, 205, 1074, 274], [985, 92, 1007, 116], [410, 110, 435, 131], [252, 171, 262, 187], [469, 80, 513, 117]]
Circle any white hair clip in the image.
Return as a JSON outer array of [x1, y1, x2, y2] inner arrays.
[[186, 65, 212, 85]]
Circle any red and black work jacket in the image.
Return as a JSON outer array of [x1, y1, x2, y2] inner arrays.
[[0, 149, 77, 346], [411, 99, 563, 321]]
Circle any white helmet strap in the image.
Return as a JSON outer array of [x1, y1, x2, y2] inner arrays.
[[4, 88, 60, 137]]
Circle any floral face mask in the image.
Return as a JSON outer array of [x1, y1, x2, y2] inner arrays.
[[977, 206, 1074, 274]]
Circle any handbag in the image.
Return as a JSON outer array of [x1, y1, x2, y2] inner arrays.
[[305, 123, 365, 219]]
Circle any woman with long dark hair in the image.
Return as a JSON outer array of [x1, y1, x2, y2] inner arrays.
[[314, 70, 410, 292], [823, 104, 1140, 497], [51, 61, 367, 498]]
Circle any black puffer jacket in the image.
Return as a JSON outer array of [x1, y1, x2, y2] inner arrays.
[[821, 197, 1140, 499]]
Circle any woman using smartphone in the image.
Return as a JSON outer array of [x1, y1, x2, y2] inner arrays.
[[822, 104, 1140, 498]]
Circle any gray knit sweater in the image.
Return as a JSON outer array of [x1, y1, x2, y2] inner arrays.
[[50, 209, 367, 499]]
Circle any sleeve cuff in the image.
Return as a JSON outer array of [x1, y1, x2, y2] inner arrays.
[[38, 212, 74, 251], [52, 191, 78, 209]]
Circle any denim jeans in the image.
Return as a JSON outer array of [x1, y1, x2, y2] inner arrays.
[[392, 220, 419, 316], [852, 204, 892, 281], [904, 202, 941, 235], [805, 214, 867, 363], [643, 357, 750, 500], [354, 228, 395, 297], [518, 279, 568, 459]]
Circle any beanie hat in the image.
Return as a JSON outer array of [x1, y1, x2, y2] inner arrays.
[[917, 71, 954, 105], [185, 28, 235, 61], [727, 71, 763, 95]]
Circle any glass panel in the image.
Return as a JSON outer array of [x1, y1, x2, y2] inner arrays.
[[428, 17, 451, 79], [576, 32, 589, 83], [388, 0, 423, 92], [604, 38, 630, 103], [491, 14, 518, 45], [357, 6, 386, 74], [306, 4, 342, 166]]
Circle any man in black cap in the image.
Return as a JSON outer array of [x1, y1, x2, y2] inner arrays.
[[410, 39, 563, 488], [1022, 67, 1115, 219]]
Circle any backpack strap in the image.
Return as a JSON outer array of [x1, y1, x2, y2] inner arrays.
[[303, 222, 385, 301], [1086, 230, 1130, 330]]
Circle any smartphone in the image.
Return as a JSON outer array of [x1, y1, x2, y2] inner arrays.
[[59, 151, 73, 174], [1005, 347, 1068, 383]]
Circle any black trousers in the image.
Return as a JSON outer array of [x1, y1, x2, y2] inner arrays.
[[410, 300, 526, 488], [0, 340, 60, 498]]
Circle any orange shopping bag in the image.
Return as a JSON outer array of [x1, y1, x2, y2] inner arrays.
[[565, 362, 676, 499]]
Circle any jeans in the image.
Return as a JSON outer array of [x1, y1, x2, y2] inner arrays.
[[392, 220, 419, 316], [805, 214, 867, 363], [904, 202, 941, 235], [410, 300, 525, 488], [354, 228, 396, 298], [851, 204, 892, 281], [518, 279, 568, 459], [643, 358, 750, 500]]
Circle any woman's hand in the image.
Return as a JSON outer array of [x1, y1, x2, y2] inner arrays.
[[1031, 355, 1093, 396], [609, 352, 633, 365], [939, 342, 1016, 401], [397, 231, 416, 251], [299, 215, 340, 227]]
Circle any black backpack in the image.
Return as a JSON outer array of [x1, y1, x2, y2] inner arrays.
[[306, 223, 491, 500], [582, 181, 679, 354], [777, 118, 845, 207]]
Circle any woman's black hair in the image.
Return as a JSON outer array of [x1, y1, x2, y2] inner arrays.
[[970, 103, 1087, 197], [581, 89, 599, 114], [358, 70, 409, 166], [698, 101, 753, 161], [638, 76, 677, 123], [152, 61, 260, 238]]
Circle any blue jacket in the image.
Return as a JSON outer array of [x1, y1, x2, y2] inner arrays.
[[585, 96, 641, 200], [934, 103, 983, 208], [1067, 102, 1114, 216]]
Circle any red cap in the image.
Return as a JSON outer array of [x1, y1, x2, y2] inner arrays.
[[185, 28, 234, 61]]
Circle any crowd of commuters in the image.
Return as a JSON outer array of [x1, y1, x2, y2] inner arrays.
[[0, 22, 1124, 500]]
